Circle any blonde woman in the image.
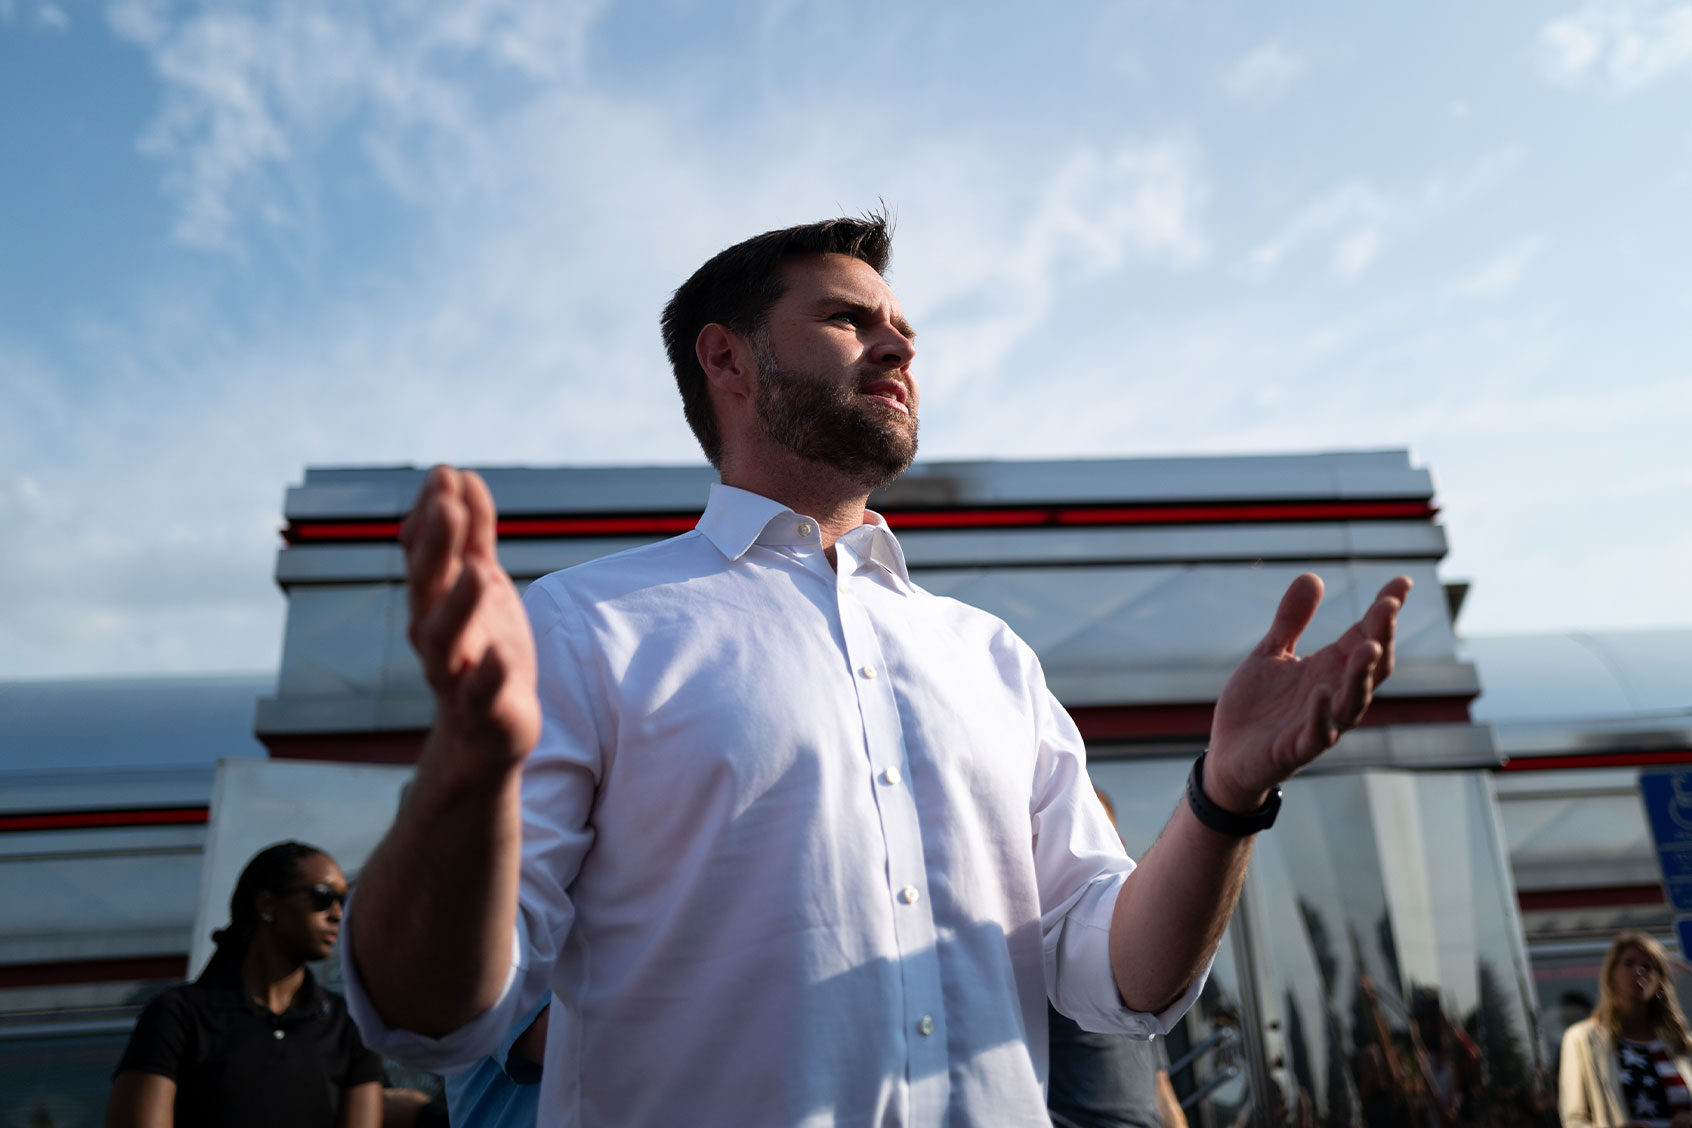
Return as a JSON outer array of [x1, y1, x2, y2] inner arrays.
[[1561, 931, 1692, 1128]]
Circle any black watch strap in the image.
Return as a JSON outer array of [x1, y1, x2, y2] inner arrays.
[[1186, 751, 1281, 835]]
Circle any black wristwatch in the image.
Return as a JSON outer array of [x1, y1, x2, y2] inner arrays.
[[1186, 751, 1281, 836]]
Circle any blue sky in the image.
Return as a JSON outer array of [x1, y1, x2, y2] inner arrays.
[[2, 0, 1690, 677]]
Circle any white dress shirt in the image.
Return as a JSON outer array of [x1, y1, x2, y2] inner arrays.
[[345, 484, 1200, 1126]]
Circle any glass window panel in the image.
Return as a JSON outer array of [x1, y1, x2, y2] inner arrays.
[[0, 1031, 130, 1128], [1082, 760, 1548, 1126]]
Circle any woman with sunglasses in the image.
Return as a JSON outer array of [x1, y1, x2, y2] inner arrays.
[[106, 841, 384, 1128]]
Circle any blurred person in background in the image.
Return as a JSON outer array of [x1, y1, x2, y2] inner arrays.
[[1409, 988, 1478, 1128], [1560, 931, 1692, 1128], [1048, 790, 1188, 1128], [106, 840, 383, 1128]]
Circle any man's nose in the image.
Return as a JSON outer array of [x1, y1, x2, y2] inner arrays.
[[870, 322, 915, 368]]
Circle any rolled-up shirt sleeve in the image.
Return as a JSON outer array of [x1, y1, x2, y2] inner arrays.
[[1022, 639, 1207, 1037], [342, 579, 606, 1071]]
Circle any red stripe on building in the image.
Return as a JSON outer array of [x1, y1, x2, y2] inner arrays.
[[1071, 695, 1474, 742], [1517, 884, 1665, 912], [498, 515, 701, 537], [880, 509, 1050, 529], [0, 955, 189, 990], [288, 520, 404, 541], [1053, 500, 1436, 526], [283, 498, 1439, 545], [0, 807, 209, 834], [1500, 749, 1692, 772]]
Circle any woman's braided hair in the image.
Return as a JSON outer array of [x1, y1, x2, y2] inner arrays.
[[204, 840, 327, 975]]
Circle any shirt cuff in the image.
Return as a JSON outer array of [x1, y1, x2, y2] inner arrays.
[[1046, 869, 1211, 1037], [340, 896, 527, 1074]]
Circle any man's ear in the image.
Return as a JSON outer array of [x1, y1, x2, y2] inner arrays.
[[696, 323, 757, 405], [254, 890, 277, 923]]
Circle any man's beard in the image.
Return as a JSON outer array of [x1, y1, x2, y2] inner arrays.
[[752, 338, 918, 492]]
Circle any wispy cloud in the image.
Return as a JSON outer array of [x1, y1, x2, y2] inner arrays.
[[1221, 40, 1305, 101], [1446, 237, 1547, 300], [1240, 148, 1522, 284], [106, 0, 610, 252], [1535, 0, 1692, 94], [1241, 181, 1391, 282], [903, 137, 1211, 399], [0, 0, 69, 27]]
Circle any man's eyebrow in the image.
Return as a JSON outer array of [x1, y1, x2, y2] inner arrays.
[[814, 295, 918, 340]]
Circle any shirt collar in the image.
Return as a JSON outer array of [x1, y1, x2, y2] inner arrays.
[[695, 483, 912, 586], [838, 510, 912, 588], [196, 953, 328, 1016]]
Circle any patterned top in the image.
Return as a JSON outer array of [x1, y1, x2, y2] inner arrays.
[[1616, 1037, 1691, 1128]]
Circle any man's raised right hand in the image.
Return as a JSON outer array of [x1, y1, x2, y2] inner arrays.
[[403, 466, 541, 770]]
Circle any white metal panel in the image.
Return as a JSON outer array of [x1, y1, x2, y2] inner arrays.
[[189, 758, 414, 977]]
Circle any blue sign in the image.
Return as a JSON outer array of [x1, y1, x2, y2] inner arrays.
[[1640, 772, 1692, 913], [1678, 918, 1692, 962]]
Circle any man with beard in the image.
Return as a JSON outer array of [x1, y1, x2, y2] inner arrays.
[[343, 213, 1412, 1127]]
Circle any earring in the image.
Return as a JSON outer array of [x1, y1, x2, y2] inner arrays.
[[261, 913, 273, 923]]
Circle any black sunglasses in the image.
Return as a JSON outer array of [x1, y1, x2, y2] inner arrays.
[[282, 883, 348, 912]]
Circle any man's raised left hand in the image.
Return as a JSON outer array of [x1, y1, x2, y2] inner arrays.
[[1202, 573, 1413, 814]]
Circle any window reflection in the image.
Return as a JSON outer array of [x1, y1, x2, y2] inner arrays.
[[1092, 760, 1548, 1128]]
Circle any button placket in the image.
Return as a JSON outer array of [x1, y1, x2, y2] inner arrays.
[[833, 567, 946, 1090]]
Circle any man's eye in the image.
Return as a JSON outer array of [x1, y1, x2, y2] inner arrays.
[[830, 312, 858, 324]]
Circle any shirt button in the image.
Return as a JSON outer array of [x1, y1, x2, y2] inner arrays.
[[918, 1015, 935, 1037], [797, 521, 814, 537], [899, 885, 920, 905], [880, 766, 902, 786], [860, 664, 878, 680], [273, 1029, 285, 1040]]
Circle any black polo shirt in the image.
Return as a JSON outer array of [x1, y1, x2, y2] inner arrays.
[[115, 959, 384, 1128]]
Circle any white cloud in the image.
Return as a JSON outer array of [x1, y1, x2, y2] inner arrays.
[[1241, 181, 1391, 282], [1018, 139, 1210, 278], [1446, 237, 1546, 300], [1, 0, 70, 27], [1241, 149, 1522, 284], [1221, 40, 1305, 101], [899, 137, 1211, 399], [1535, 0, 1692, 94], [107, 0, 610, 252]]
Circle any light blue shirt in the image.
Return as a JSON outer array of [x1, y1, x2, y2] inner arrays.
[[347, 484, 1202, 1126], [442, 995, 547, 1128]]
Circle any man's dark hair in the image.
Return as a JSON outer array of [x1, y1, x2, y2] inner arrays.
[[204, 839, 327, 975], [660, 211, 893, 468]]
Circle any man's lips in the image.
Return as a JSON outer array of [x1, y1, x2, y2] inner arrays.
[[860, 379, 910, 414]]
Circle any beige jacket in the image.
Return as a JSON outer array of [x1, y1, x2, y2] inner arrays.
[[1560, 1016, 1692, 1128]]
